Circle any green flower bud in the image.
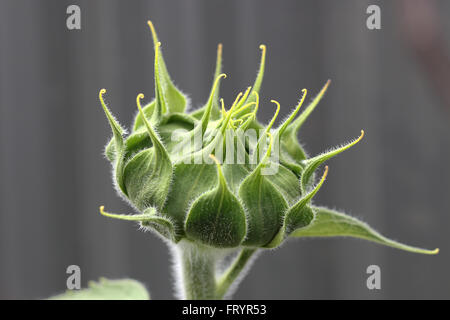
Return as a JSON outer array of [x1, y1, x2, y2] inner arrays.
[[98, 21, 437, 255]]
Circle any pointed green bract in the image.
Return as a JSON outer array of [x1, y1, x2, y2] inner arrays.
[[191, 44, 224, 120], [99, 89, 124, 149], [280, 80, 331, 164], [122, 95, 173, 210], [152, 42, 167, 123], [99, 89, 128, 195], [268, 164, 301, 205], [232, 45, 266, 120], [246, 45, 266, 105], [276, 89, 308, 137], [163, 163, 218, 231], [292, 206, 439, 255], [185, 156, 247, 248], [239, 169, 287, 246], [210, 44, 224, 119], [285, 167, 328, 234], [301, 130, 364, 193], [185, 92, 241, 164], [133, 100, 156, 131], [50, 278, 150, 300], [100, 206, 177, 242], [200, 74, 227, 135], [148, 21, 187, 114], [269, 89, 308, 175], [239, 135, 288, 247], [266, 167, 328, 248], [251, 99, 280, 164]]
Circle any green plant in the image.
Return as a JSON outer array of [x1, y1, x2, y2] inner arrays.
[[67, 21, 437, 300]]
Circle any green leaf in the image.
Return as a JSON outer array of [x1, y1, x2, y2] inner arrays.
[[239, 135, 288, 247], [300, 130, 364, 193], [148, 21, 187, 114], [185, 156, 247, 248], [100, 206, 178, 242], [292, 206, 439, 255], [49, 278, 150, 300], [280, 80, 331, 163]]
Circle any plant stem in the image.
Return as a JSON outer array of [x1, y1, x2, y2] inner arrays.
[[216, 248, 257, 299], [178, 241, 217, 300], [175, 241, 257, 299]]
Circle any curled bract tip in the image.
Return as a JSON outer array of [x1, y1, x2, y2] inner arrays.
[[267, 100, 281, 130], [270, 99, 280, 107], [215, 73, 227, 85], [99, 90, 107, 107], [300, 88, 308, 101], [357, 130, 365, 142], [259, 44, 266, 51], [99, 89, 107, 102], [432, 248, 440, 254], [136, 93, 145, 110], [99, 205, 106, 216]]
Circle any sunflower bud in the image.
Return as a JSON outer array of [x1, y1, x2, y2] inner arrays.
[[98, 21, 437, 255]]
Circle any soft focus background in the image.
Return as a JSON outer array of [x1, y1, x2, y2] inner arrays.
[[1, 0, 450, 299]]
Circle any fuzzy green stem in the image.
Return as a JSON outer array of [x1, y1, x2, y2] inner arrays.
[[178, 242, 217, 300], [216, 248, 257, 299]]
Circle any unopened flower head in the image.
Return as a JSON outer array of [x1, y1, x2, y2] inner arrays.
[[98, 21, 438, 254]]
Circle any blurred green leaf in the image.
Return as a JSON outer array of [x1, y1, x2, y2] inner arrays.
[[50, 278, 150, 300]]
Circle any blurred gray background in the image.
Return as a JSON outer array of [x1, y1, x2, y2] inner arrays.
[[1, 0, 450, 299]]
